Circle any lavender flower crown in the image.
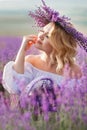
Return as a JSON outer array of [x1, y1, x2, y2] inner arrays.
[[29, 0, 87, 52]]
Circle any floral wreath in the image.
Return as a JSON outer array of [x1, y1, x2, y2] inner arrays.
[[29, 0, 87, 52]]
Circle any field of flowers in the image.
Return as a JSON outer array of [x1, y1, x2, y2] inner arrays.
[[0, 36, 87, 130]]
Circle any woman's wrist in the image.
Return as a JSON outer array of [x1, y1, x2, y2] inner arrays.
[[19, 45, 26, 53]]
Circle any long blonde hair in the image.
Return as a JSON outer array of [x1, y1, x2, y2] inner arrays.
[[48, 22, 77, 73]]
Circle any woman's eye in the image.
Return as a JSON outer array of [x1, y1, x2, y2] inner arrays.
[[45, 35, 49, 38]]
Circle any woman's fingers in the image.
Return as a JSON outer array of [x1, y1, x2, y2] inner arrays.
[[25, 36, 37, 50], [21, 35, 37, 51]]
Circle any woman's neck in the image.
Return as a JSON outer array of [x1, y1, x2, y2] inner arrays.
[[40, 53, 57, 68]]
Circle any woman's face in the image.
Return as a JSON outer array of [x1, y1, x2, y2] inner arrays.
[[35, 22, 54, 54]]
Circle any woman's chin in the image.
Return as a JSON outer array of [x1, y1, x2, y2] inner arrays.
[[34, 42, 42, 49]]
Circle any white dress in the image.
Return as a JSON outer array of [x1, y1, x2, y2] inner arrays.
[[2, 61, 81, 95]]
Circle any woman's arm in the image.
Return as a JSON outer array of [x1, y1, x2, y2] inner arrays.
[[13, 47, 25, 74], [13, 35, 37, 74]]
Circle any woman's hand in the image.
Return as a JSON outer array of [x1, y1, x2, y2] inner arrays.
[[21, 35, 37, 51], [13, 35, 37, 74]]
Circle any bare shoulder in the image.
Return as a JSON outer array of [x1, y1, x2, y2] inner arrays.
[[70, 63, 83, 79], [25, 55, 40, 65], [72, 63, 82, 71]]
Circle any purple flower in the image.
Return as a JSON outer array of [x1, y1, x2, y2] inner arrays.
[[23, 112, 31, 122], [29, 0, 87, 53], [51, 13, 58, 22]]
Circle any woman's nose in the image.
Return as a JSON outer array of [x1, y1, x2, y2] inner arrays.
[[38, 33, 44, 40]]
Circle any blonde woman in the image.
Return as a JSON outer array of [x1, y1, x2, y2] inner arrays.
[[3, 0, 87, 101]]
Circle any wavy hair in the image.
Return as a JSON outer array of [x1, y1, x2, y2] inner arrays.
[[48, 22, 77, 73]]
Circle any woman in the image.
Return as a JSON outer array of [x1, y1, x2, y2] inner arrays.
[[2, 21, 82, 93], [2, 0, 87, 103]]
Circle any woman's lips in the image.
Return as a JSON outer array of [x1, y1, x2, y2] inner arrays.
[[36, 39, 42, 44]]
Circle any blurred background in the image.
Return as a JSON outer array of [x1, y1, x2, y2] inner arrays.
[[0, 0, 87, 36]]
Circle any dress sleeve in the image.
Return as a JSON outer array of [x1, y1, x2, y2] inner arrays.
[[2, 61, 34, 94]]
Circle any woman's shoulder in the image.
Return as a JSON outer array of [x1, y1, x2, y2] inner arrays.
[[25, 54, 41, 65], [69, 63, 83, 79]]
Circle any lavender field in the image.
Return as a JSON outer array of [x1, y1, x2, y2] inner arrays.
[[0, 36, 87, 130], [0, 0, 87, 129]]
